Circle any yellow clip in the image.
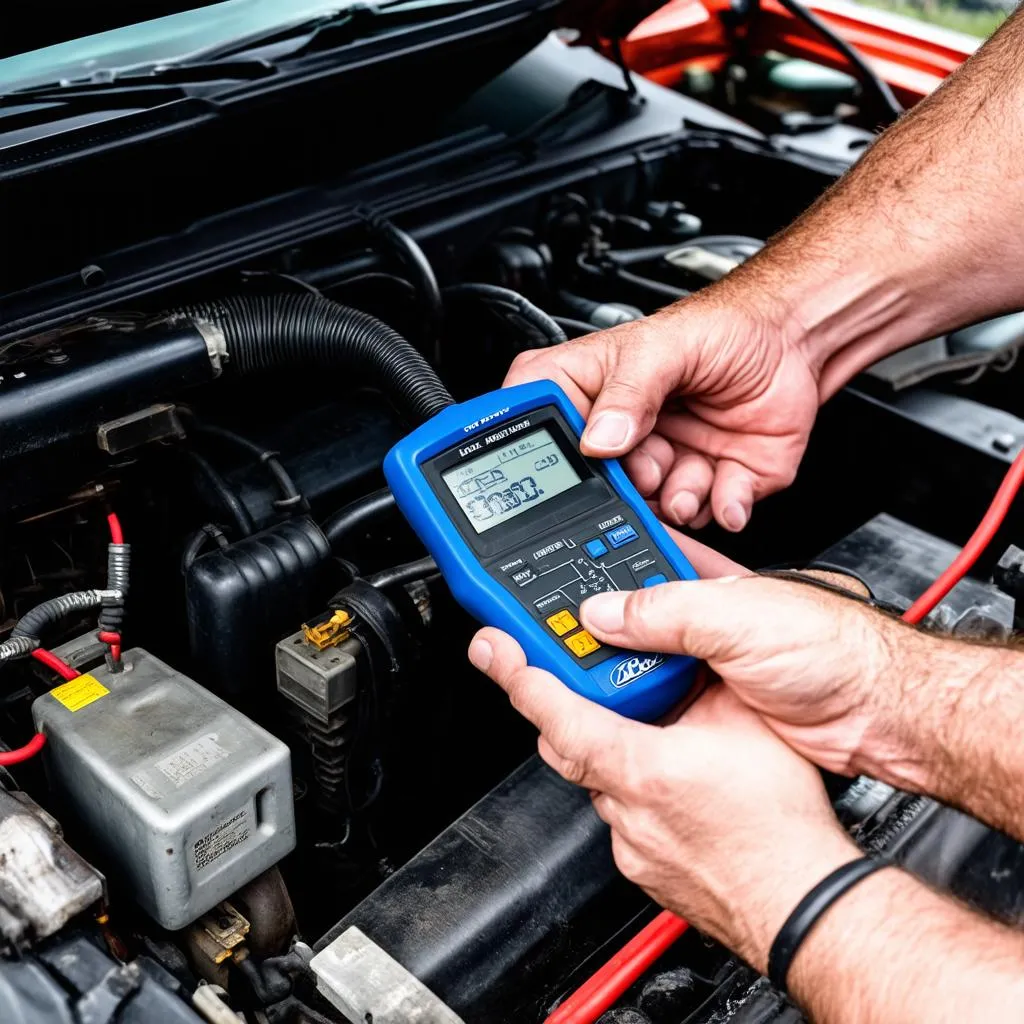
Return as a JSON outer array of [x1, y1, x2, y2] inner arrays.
[[303, 610, 353, 651]]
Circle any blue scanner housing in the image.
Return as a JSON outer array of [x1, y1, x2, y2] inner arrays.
[[384, 380, 699, 720]]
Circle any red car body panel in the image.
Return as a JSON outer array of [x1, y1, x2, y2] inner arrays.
[[617, 0, 978, 106]]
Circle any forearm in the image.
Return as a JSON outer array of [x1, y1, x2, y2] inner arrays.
[[855, 630, 1024, 842], [789, 867, 1024, 1023], [718, 820, 1024, 1024], [700, 10, 1024, 399]]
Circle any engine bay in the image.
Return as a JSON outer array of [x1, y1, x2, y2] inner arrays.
[[4, 30, 1024, 1024]]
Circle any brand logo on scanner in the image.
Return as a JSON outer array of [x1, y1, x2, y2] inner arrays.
[[462, 407, 510, 434], [609, 654, 665, 688]]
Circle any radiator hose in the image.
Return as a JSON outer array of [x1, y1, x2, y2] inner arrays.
[[178, 293, 453, 423]]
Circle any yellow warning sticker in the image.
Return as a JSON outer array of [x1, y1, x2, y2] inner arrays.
[[50, 674, 109, 713]]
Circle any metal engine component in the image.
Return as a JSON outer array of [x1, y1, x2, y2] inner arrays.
[[0, 789, 105, 951], [662, 236, 763, 282], [312, 926, 466, 1024], [32, 648, 295, 930]]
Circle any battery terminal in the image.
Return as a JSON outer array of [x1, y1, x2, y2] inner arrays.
[[303, 610, 353, 651]]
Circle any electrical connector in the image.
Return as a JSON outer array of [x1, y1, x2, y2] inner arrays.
[[303, 610, 353, 651]]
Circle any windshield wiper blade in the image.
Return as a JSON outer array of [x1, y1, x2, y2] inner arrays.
[[187, 0, 482, 63], [0, 59, 276, 113]]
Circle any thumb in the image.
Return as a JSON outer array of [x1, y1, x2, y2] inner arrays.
[[581, 348, 678, 457], [578, 576, 849, 664]]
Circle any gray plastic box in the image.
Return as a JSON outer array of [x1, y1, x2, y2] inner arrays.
[[32, 648, 295, 930]]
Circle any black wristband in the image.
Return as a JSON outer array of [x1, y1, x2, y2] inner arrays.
[[768, 855, 895, 994]]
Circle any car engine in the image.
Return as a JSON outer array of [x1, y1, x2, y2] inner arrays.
[[3, 30, 1024, 1024]]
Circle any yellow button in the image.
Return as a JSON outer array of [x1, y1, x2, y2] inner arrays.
[[564, 630, 601, 658], [545, 609, 579, 637]]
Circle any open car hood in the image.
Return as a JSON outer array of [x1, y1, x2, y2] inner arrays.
[[561, 0, 667, 44], [4, 0, 666, 71]]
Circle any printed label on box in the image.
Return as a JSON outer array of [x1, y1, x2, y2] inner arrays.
[[49, 674, 109, 713], [193, 806, 253, 872], [156, 734, 229, 787]]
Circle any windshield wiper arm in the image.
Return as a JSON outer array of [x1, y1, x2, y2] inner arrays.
[[186, 0, 483, 63], [0, 0, 481, 123], [0, 60, 276, 114]]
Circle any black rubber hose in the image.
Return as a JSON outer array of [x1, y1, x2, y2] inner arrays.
[[774, 0, 903, 123], [444, 284, 567, 348], [179, 412, 307, 514], [360, 210, 444, 360], [322, 489, 397, 551], [614, 267, 690, 303], [367, 556, 439, 589], [177, 293, 452, 424], [186, 450, 255, 537], [181, 523, 230, 573], [553, 316, 599, 338]]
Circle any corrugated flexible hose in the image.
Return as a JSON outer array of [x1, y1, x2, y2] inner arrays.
[[178, 293, 453, 423]]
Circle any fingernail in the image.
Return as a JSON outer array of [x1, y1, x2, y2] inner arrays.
[[723, 502, 748, 532], [468, 637, 493, 671], [582, 591, 627, 633], [638, 446, 663, 487], [585, 412, 633, 451], [668, 491, 700, 524]]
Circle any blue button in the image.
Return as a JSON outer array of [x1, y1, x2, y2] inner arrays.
[[642, 573, 668, 588], [584, 538, 608, 559], [605, 524, 638, 549]]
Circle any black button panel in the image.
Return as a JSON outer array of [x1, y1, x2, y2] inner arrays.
[[484, 502, 678, 670]]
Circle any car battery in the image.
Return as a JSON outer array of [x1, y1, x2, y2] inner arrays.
[[32, 647, 295, 930]]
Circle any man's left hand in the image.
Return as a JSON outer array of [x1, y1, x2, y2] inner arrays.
[[468, 628, 859, 971]]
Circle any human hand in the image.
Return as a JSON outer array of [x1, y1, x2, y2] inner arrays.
[[503, 293, 819, 531], [576, 574, 912, 778], [467, 628, 859, 970]]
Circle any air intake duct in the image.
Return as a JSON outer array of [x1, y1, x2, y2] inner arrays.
[[179, 293, 453, 422], [0, 295, 451, 468]]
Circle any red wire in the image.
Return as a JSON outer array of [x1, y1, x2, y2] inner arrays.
[[0, 732, 46, 766], [903, 446, 1024, 625], [545, 912, 689, 1024], [102, 513, 125, 664], [107, 512, 124, 545], [1, 649, 81, 768], [545, 446, 1024, 1024], [97, 631, 122, 662], [31, 647, 81, 681]]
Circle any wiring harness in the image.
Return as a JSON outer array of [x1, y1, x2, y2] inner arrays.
[[0, 512, 131, 767]]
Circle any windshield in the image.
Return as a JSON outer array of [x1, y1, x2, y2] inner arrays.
[[0, 1, 359, 93]]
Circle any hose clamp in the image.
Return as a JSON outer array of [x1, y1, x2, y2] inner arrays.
[[194, 320, 228, 378]]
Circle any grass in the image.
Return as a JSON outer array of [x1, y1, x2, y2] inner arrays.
[[855, 0, 1007, 38]]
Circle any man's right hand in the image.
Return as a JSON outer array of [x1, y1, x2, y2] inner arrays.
[[503, 294, 820, 531], [577, 575, 1024, 848], [579, 575, 904, 776]]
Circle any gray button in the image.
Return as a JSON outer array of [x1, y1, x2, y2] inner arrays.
[[536, 592, 571, 614], [532, 540, 566, 563], [629, 555, 657, 574], [511, 567, 538, 587]]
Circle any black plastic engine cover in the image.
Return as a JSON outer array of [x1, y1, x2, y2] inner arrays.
[[315, 754, 643, 1023], [185, 516, 338, 698]]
